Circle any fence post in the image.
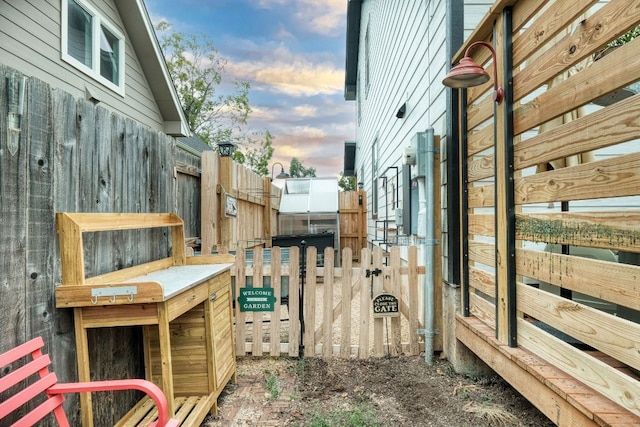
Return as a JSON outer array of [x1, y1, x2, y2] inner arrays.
[[200, 151, 218, 254], [219, 156, 234, 251], [299, 242, 307, 358], [263, 177, 272, 248]]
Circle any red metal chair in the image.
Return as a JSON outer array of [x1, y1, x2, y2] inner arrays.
[[0, 337, 179, 427]]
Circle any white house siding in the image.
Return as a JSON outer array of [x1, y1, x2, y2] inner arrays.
[[0, 0, 165, 133], [353, 0, 493, 257]]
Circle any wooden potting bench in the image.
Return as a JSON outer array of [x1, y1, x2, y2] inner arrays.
[[55, 212, 237, 427]]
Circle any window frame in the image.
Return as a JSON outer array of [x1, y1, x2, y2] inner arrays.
[[61, 0, 126, 96]]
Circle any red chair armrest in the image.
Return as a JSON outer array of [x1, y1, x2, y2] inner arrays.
[[48, 379, 178, 426]]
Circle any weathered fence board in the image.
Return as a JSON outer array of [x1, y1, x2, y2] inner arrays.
[[0, 65, 201, 426]]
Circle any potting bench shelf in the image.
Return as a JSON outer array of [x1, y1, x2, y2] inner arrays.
[[55, 212, 237, 427]]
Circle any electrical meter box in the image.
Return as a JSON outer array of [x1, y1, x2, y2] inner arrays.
[[410, 132, 427, 178]]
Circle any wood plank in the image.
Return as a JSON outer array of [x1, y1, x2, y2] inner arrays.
[[157, 304, 175, 416], [57, 212, 183, 232], [252, 248, 264, 357], [218, 157, 234, 250], [358, 249, 371, 359], [467, 153, 495, 183], [469, 292, 496, 327], [288, 247, 300, 357], [512, 0, 596, 70], [494, 10, 510, 345], [515, 212, 640, 253], [515, 37, 640, 135], [303, 247, 317, 358], [514, 0, 639, 103], [456, 315, 601, 427], [517, 283, 640, 372], [74, 309, 94, 427], [408, 246, 420, 355], [389, 247, 402, 356], [467, 124, 494, 158], [200, 151, 218, 254], [514, 93, 640, 171], [468, 241, 495, 267], [469, 266, 495, 298], [323, 248, 334, 358], [516, 248, 640, 310], [234, 249, 247, 357], [518, 319, 640, 417], [372, 247, 384, 357], [270, 247, 282, 356], [468, 213, 495, 237], [340, 248, 353, 358], [467, 182, 495, 208], [515, 152, 640, 204]]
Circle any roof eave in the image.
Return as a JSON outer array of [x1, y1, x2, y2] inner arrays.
[[344, 0, 362, 101], [114, 0, 190, 137]]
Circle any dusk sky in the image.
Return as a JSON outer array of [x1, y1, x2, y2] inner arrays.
[[145, 0, 356, 178]]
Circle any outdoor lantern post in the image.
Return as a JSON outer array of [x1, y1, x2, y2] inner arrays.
[[218, 141, 236, 157]]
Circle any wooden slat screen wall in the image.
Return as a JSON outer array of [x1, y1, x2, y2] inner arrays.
[[458, 0, 640, 417]]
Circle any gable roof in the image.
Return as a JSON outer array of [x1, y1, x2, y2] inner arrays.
[[114, 0, 190, 137]]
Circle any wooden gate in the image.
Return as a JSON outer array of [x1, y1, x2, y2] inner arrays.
[[232, 246, 426, 358]]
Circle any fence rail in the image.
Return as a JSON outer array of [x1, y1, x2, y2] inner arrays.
[[231, 246, 425, 358]]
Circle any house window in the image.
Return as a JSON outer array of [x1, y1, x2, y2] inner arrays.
[[62, 0, 125, 95]]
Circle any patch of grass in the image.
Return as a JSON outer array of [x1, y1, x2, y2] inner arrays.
[[305, 402, 381, 427], [265, 373, 280, 400], [293, 357, 306, 382]]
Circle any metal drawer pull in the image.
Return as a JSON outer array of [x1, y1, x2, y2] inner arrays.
[[210, 293, 218, 301]]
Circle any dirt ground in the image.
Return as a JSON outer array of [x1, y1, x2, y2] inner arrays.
[[203, 354, 555, 427]]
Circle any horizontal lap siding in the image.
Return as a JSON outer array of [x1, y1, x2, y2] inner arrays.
[[0, 0, 165, 133], [355, 0, 492, 245]]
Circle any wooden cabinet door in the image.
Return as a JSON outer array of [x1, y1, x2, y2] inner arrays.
[[210, 273, 236, 391]]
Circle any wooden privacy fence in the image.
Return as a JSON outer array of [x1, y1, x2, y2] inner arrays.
[[339, 190, 367, 261], [455, 0, 640, 420], [231, 246, 425, 358], [200, 150, 369, 259], [200, 152, 282, 254]]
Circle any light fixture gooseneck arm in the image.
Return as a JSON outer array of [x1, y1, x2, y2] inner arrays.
[[464, 41, 504, 104]]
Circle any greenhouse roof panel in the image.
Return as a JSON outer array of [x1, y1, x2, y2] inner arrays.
[[279, 177, 339, 213]]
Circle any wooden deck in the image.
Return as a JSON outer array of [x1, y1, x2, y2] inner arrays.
[[457, 315, 640, 427]]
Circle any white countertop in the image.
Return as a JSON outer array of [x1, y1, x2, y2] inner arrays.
[[124, 263, 233, 299]]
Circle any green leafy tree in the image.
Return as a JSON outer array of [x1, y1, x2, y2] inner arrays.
[[156, 22, 273, 174], [338, 172, 356, 191], [289, 157, 316, 178], [233, 131, 274, 176]]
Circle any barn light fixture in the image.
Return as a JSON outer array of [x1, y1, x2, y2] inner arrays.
[[218, 141, 236, 157], [271, 162, 290, 180], [442, 40, 504, 104]]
